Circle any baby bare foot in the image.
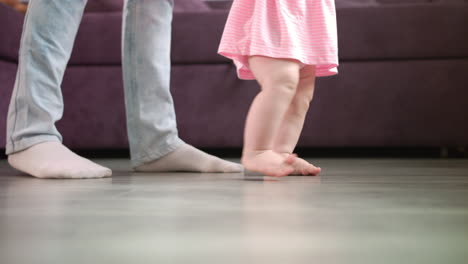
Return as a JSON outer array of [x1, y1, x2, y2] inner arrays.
[[280, 153, 321, 176], [242, 150, 296, 177]]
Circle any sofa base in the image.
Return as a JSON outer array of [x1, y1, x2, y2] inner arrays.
[[1, 59, 467, 149]]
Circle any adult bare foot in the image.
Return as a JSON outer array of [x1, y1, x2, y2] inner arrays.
[[8, 141, 112, 179], [242, 150, 296, 177]]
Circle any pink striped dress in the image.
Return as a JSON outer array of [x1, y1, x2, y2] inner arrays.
[[218, 0, 339, 80]]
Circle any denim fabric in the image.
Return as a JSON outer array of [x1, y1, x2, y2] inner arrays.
[[6, 0, 184, 167]]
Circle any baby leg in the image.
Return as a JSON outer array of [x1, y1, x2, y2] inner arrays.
[[242, 56, 301, 177], [274, 66, 321, 176]]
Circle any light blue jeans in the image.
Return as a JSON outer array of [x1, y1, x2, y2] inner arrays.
[[6, 0, 184, 167]]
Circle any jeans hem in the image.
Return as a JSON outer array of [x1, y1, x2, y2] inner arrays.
[[5, 135, 62, 155], [131, 136, 185, 168]]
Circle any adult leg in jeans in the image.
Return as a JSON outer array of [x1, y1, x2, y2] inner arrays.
[[123, 0, 242, 172], [6, 0, 111, 179]]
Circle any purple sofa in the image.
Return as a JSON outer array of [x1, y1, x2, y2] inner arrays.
[[1, 0, 468, 152]]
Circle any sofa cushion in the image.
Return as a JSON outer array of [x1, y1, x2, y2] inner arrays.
[[337, 4, 468, 61], [208, 0, 468, 9], [84, 0, 122, 12], [84, 0, 210, 13], [173, 0, 211, 12], [1, 2, 467, 65], [71, 1, 468, 64], [172, 4, 468, 63], [0, 5, 23, 62]]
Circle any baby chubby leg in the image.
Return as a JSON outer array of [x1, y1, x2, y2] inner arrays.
[[241, 56, 302, 177], [274, 66, 321, 176]]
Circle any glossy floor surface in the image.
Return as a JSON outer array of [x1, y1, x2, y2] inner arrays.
[[1, 158, 468, 264]]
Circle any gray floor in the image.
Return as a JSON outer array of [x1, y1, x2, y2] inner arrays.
[[0, 158, 467, 264]]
